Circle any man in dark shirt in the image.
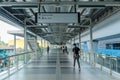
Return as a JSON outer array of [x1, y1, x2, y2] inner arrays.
[[47, 46, 50, 55], [72, 43, 81, 71]]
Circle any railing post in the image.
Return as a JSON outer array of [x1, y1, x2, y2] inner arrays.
[[85, 51, 87, 62], [88, 52, 90, 64], [7, 60, 11, 77], [100, 56, 103, 71], [14, 35, 19, 70], [17, 55, 19, 69], [109, 57, 112, 75], [116, 57, 118, 72], [0, 52, 33, 80]]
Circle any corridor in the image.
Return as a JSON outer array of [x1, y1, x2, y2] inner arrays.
[[5, 49, 120, 80]]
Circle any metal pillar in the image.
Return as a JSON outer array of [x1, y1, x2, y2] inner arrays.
[[14, 35, 16, 54], [44, 40, 46, 48], [44, 40, 46, 47], [79, 32, 82, 60], [41, 39, 42, 47], [71, 39, 72, 48], [43, 40, 45, 48], [79, 32, 81, 49], [74, 37, 75, 43], [14, 35, 18, 69], [89, 26, 95, 66], [35, 36, 38, 58], [24, 19, 28, 64], [47, 41, 48, 47]]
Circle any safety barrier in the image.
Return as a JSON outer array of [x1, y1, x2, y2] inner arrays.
[[81, 50, 120, 78], [0, 51, 33, 79], [97, 49, 120, 57]]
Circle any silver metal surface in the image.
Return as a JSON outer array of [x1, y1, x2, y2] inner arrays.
[[0, 1, 120, 7]]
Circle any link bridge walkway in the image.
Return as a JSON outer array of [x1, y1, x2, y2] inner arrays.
[[4, 49, 120, 80]]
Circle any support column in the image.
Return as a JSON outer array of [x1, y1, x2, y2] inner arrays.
[[40, 39, 42, 47], [71, 39, 72, 48], [14, 35, 18, 69], [44, 40, 45, 48], [47, 41, 49, 47], [35, 36, 38, 58], [89, 26, 95, 66], [14, 35, 16, 55], [24, 19, 28, 64], [42, 39, 43, 47], [74, 37, 75, 43], [45, 40, 46, 48], [79, 32, 81, 49]]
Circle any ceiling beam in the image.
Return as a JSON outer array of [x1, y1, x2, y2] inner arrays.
[[0, 1, 120, 7], [12, 13, 25, 15], [42, 6, 46, 12], [37, 32, 78, 35], [27, 25, 48, 28], [69, 6, 73, 12], [68, 25, 89, 28], [0, 7, 24, 26], [27, 25, 89, 28]]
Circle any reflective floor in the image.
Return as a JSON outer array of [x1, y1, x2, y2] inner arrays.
[[4, 49, 120, 80]]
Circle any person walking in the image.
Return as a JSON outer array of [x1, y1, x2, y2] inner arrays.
[[72, 43, 81, 71], [47, 46, 50, 55], [65, 46, 68, 54], [62, 45, 65, 54]]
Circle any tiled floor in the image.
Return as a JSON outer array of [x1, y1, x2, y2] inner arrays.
[[4, 49, 120, 80]]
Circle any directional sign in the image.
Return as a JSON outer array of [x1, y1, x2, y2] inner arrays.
[[36, 13, 80, 24]]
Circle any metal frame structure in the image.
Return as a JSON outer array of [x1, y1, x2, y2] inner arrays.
[[0, 0, 120, 45], [0, 1, 120, 6]]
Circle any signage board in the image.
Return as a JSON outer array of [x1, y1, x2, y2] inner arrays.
[[36, 13, 80, 23]]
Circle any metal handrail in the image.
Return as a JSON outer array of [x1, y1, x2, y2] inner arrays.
[[0, 51, 33, 60], [81, 50, 120, 76]]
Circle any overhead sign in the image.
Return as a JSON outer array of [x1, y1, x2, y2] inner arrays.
[[36, 13, 80, 24]]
